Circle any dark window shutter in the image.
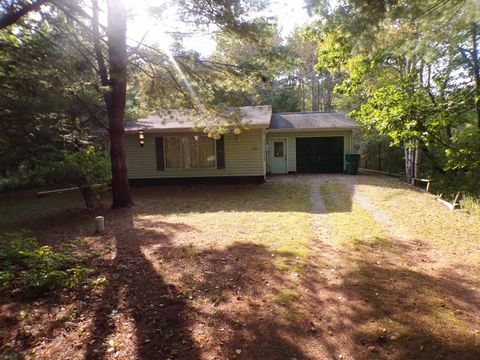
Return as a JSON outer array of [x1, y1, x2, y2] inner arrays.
[[216, 136, 225, 169], [155, 137, 165, 171]]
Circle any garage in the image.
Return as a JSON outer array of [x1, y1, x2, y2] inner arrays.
[[296, 137, 344, 173], [267, 112, 358, 174]]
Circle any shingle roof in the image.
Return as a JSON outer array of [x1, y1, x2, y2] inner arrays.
[[124, 105, 272, 132], [270, 112, 359, 130]]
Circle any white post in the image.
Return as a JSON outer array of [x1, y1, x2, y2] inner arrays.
[[95, 216, 105, 233]]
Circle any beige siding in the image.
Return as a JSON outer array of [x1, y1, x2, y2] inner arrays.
[[125, 129, 265, 178], [266, 130, 353, 172]]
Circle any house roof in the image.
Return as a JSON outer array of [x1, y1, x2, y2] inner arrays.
[[270, 112, 359, 130], [123, 105, 272, 133]]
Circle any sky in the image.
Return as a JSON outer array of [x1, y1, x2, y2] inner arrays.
[[127, 0, 311, 55]]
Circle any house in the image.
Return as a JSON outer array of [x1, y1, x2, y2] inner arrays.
[[120, 105, 359, 184]]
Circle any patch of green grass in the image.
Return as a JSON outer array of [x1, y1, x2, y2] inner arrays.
[[356, 175, 480, 267], [462, 194, 480, 216], [274, 290, 300, 305], [320, 183, 389, 249], [137, 184, 313, 261], [0, 190, 89, 230], [208, 291, 227, 305]]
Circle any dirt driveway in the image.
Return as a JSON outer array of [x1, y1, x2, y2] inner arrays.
[[1, 174, 480, 360]]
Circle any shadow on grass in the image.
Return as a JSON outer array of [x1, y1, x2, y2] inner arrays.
[[82, 210, 200, 360], [324, 238, 480, 360], [2, 177, 480, 359], [79, 209, 319, 360]]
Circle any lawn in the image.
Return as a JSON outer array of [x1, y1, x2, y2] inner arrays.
[[1, 175, 479, 360]]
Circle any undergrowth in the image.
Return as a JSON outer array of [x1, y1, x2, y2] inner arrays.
[[0, 230, 92, 297]]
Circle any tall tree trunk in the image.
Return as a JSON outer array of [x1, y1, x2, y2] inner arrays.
[[311, 73, 319, 111], [471, 22, 480, 128], [301, 81, 306, 111], [404, 142, 420, 184], [414, 141, 420, 181], [310, 56, 319, 111], [378, 142, 382, 171], [105, 0, 132, 208], [404, 144, 414, 183], [323, 71, 334, 112], [80, 186, 95, 210]]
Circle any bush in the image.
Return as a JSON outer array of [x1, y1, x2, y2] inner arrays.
[[0, 177, 29, 193], [52, 147, 111, 209], [25, 146, 111, 209], [0, 230, 92, 296]]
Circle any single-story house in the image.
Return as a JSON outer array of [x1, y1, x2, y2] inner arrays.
[[118, 105, 359, 184]]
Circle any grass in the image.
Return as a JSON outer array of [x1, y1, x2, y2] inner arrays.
[[462, 194, 480, 216], [1, 177, 480, 360], [319, 182, 389, 249], [0, 187, 111, 232], [274, 290, 300, 305], [316, 178, 480, 359], [354, 175, 480, 268], [137, 184, 312, 259]]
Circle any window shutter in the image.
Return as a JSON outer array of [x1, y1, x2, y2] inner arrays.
[[155, 137, 165, 171], [216, 135, 225, 169]]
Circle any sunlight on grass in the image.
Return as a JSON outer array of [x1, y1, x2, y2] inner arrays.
[[136, 184, 312, 261], [355, 176, 480, 267], [320, 183, 389, 249], [274, 290, 300, 305]]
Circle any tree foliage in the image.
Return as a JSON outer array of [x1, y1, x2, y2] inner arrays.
[[307, 0, 480, 187], [30, 146, 111, 210], [0, 14, 97, 176], [0, 0, 274, 205]]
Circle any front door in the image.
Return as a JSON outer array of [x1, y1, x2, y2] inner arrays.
[[270, 139, 287, 174]]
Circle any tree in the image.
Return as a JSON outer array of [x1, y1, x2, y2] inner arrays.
[[0, 12, 100, 177], [306, 0, 480, 183], [32, 147, 111, 210], [458, 22, 480, 128], [0, 0, 132, 207], [91, 0, 132, 208], [288, 28, 339, 112], [1, 0, 268, 207]]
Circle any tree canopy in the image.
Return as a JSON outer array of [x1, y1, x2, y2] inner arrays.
[[305, 0, 480, 185], [1, 0, 479, 197]]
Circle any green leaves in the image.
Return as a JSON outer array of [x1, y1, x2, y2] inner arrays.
[[0, 230, 92, 296]]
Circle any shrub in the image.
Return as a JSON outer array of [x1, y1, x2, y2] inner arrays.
[[52, 146, 111, 209], [0, 230, 92, 296], [25, 146, 111, 210], [0, 177, 29, 193]]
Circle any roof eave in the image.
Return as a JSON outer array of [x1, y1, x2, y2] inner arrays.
[[266, 126, 359, 132], [123, 123, 270, 134]]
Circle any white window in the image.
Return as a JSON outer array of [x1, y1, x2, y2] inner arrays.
[[164, 136, 216, 169]]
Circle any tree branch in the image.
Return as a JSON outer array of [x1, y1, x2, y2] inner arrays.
[[0, 0, 49, 29], [457, 46, 474, 69], [91, 0, 109, 86]]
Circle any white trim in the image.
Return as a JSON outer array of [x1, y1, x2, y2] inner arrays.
[[261, 129, 267, 178]]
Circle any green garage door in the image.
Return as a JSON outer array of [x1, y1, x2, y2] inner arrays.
[[296, 137, 344, 173]]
